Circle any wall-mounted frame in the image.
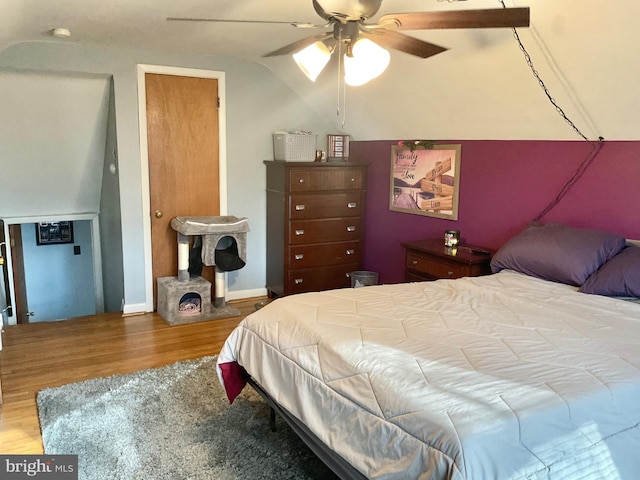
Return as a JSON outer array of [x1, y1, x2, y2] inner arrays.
[[36, 221, 74, 245], [390, 143, 461, 220]]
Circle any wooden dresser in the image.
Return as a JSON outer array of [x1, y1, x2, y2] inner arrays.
[[265, 161, 367, 297], [402, 238, 493, 282]]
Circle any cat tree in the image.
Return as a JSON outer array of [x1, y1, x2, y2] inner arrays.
[[157, 215, 249, 325]]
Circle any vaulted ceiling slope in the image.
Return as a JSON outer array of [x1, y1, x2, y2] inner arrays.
[[1, 0, 639, 140]]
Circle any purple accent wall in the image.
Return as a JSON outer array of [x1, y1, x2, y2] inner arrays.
[[351, 140, 640, 284]]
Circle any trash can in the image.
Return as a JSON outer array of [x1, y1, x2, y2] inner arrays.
[[349, 271, 379, 288]]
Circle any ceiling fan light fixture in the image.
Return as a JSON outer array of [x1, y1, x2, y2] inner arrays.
[[344, 38, 390, 86], [293, 41, 332, 81]]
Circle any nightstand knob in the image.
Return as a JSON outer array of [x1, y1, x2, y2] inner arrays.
[[298, 178, 304, 183], [294, 254, 304, 260], [346, 249, 355, 255], [294, 278, 303, 284], [412, 260, 418, 265], [347, 202, 357, 208], [295, 229, 305, 236], [346, 226, 356, 232], [448, 271, 454, 277], [295, 204, 306, 211]]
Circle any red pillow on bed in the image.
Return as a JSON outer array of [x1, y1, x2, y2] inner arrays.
[[579, 246, 640, 298], [490, 223, 626, 286]]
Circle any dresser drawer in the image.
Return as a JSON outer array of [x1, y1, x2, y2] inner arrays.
[[289, 167, 364, 192], [289, 218, 361, 245], [287, 263, 358, 294], [289, 192, 363, 219], [405, 252, 470, 279], [288, 241, 361, 268]]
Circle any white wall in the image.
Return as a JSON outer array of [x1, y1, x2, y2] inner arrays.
[[0, 70, 110, 217], [22, 221, 96, 322], [0, 41, 334, 313]]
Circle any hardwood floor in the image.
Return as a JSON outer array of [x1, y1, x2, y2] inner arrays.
[[0, 297, 262, 454]]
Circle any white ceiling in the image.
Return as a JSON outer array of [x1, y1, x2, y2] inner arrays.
[[2, 0, 639, 140]]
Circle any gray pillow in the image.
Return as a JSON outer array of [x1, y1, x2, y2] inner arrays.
[[490, 223, 626, 286], [579, 246, 640, 297]]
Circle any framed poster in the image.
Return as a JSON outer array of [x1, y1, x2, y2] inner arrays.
[[36, 221, 74, 245], [390, 143, 461, 220]]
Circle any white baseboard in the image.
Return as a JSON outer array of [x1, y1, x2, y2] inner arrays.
[[226, 287, 268, 301], [122, 302, 148, 316]]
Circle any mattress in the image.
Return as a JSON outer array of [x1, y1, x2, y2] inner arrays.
[[217, 270, 640, 479]]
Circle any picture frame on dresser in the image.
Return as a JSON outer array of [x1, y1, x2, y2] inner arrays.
[[390, 143, 461, 220]]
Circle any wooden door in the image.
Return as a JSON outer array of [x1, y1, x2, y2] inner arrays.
[[0, 220, 10, 321], [145, 73, 220, 307], [7, 224, 28, 323]]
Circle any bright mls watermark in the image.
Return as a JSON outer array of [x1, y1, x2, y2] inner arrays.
[[0, 455, 77, 479]]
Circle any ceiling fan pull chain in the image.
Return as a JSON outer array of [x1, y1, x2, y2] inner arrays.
[[336, 27, 347, 126], [342, 78, 348, 128], [337, 41, 342, 117]]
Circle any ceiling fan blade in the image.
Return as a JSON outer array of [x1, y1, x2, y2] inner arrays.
[[361, 31, 447, 59], [166, 17, 320, 28], [263, 33, 333, 57], [379, 7, 530, 31]]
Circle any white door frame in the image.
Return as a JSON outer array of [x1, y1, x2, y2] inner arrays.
[[1, 213, 105, 326], [136, 64, 228, 313]]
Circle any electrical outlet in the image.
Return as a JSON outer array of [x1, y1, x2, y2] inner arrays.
[[74, 245, 81, 255]]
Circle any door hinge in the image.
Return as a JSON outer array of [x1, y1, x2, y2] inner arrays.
[[217, 97, 220, 108]]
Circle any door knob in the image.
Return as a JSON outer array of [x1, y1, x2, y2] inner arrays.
[[155, 210, 163, 218]]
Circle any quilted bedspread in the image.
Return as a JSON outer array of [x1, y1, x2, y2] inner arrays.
[[217, 270, 640, 479]]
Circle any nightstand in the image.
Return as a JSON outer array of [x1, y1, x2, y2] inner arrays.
[[402, 239, 493, 282]]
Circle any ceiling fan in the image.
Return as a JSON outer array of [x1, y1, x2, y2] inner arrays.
[[168, 0, 530, 85]]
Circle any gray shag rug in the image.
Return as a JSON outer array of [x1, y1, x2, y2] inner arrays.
[[37, 356, 339, 480]]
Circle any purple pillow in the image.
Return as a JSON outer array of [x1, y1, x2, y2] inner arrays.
[[579, 246, 640, 297], [490, 223, 626, 286]]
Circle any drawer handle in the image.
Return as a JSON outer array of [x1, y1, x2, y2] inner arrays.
[[298, 178, 305, 183], [350, 178, 355, 182], [294, 278, 303, 284], [448, 271, 454, 277], [412, 260, 418, 265], [295, 229, 305, 236], [346, 249, 355, 255], [347, 202, 357, 208], [295, 204, 305, 211], [294, 254, 304, 260], [346, 226, 356, 232]]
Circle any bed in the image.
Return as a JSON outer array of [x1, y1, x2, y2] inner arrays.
[[217, 223, 640, 479]]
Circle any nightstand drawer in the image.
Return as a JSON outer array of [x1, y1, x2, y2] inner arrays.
[[402, 239, 493, 282], [288, 192, 363, 219], [406, 252, 468, 279], [289, 218, 361, 245], [289, 241, 361, 268]]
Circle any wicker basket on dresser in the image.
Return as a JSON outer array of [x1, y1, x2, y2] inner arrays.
[[265, 161, 367, 297]]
